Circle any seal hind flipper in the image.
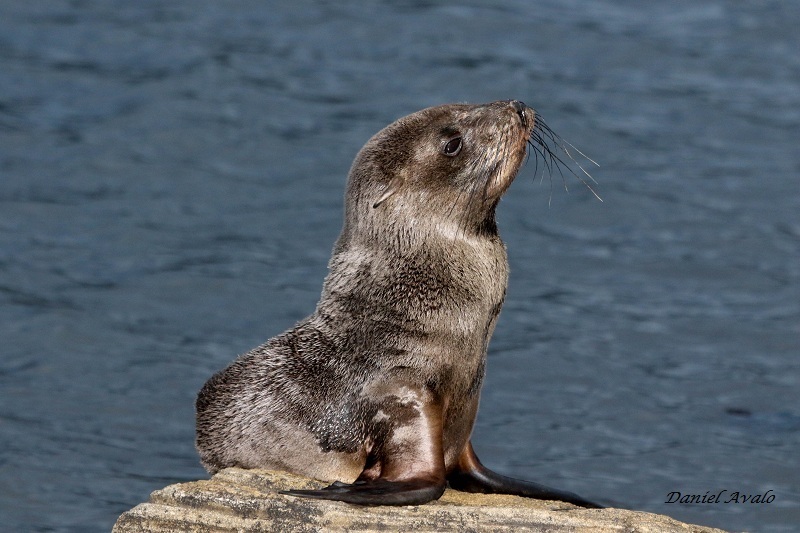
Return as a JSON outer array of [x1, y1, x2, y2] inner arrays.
[[447, 442, 603, 509], [281, 477, 446, 506]]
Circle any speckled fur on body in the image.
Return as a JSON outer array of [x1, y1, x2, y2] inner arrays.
[[195, 101, 601, 508]]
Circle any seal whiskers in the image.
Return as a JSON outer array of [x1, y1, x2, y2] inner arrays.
[[529, 117, 602, 202]]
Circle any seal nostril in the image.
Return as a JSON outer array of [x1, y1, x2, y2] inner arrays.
[[509, 100, 528, 126]]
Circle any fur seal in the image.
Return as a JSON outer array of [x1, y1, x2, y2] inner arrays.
[[196, 100, 602, 508]]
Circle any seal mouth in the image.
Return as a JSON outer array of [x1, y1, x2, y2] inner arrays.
[[479, 100, 537, 203]]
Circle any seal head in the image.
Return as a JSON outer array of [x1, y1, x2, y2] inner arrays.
[[345, 100, 531, 241]]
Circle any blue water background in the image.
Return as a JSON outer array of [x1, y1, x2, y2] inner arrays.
[[1, 2, 798, 531]]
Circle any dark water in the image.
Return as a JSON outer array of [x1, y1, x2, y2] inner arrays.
[[1, 1, 798, 531]]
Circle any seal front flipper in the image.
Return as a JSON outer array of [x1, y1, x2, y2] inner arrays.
[[283, 385, 447, 506], [447, 442, 604, 509], [281, 477, 445, 506]]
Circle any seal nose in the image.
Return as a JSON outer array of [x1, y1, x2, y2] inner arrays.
[[508, 100, 529, 127]]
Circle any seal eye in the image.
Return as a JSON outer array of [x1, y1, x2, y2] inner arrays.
[[442, 135, 462, 157]]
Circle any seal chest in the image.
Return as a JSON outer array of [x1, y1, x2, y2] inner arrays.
[[196, 100, 602, 508]]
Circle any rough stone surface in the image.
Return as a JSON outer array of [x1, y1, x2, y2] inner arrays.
[[113, 468, 728, 532]]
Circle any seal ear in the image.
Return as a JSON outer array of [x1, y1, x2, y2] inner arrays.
[[372, 181, 400, 208]]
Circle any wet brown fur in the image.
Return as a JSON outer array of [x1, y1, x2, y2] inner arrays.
[[193, 102, 605, 507]]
